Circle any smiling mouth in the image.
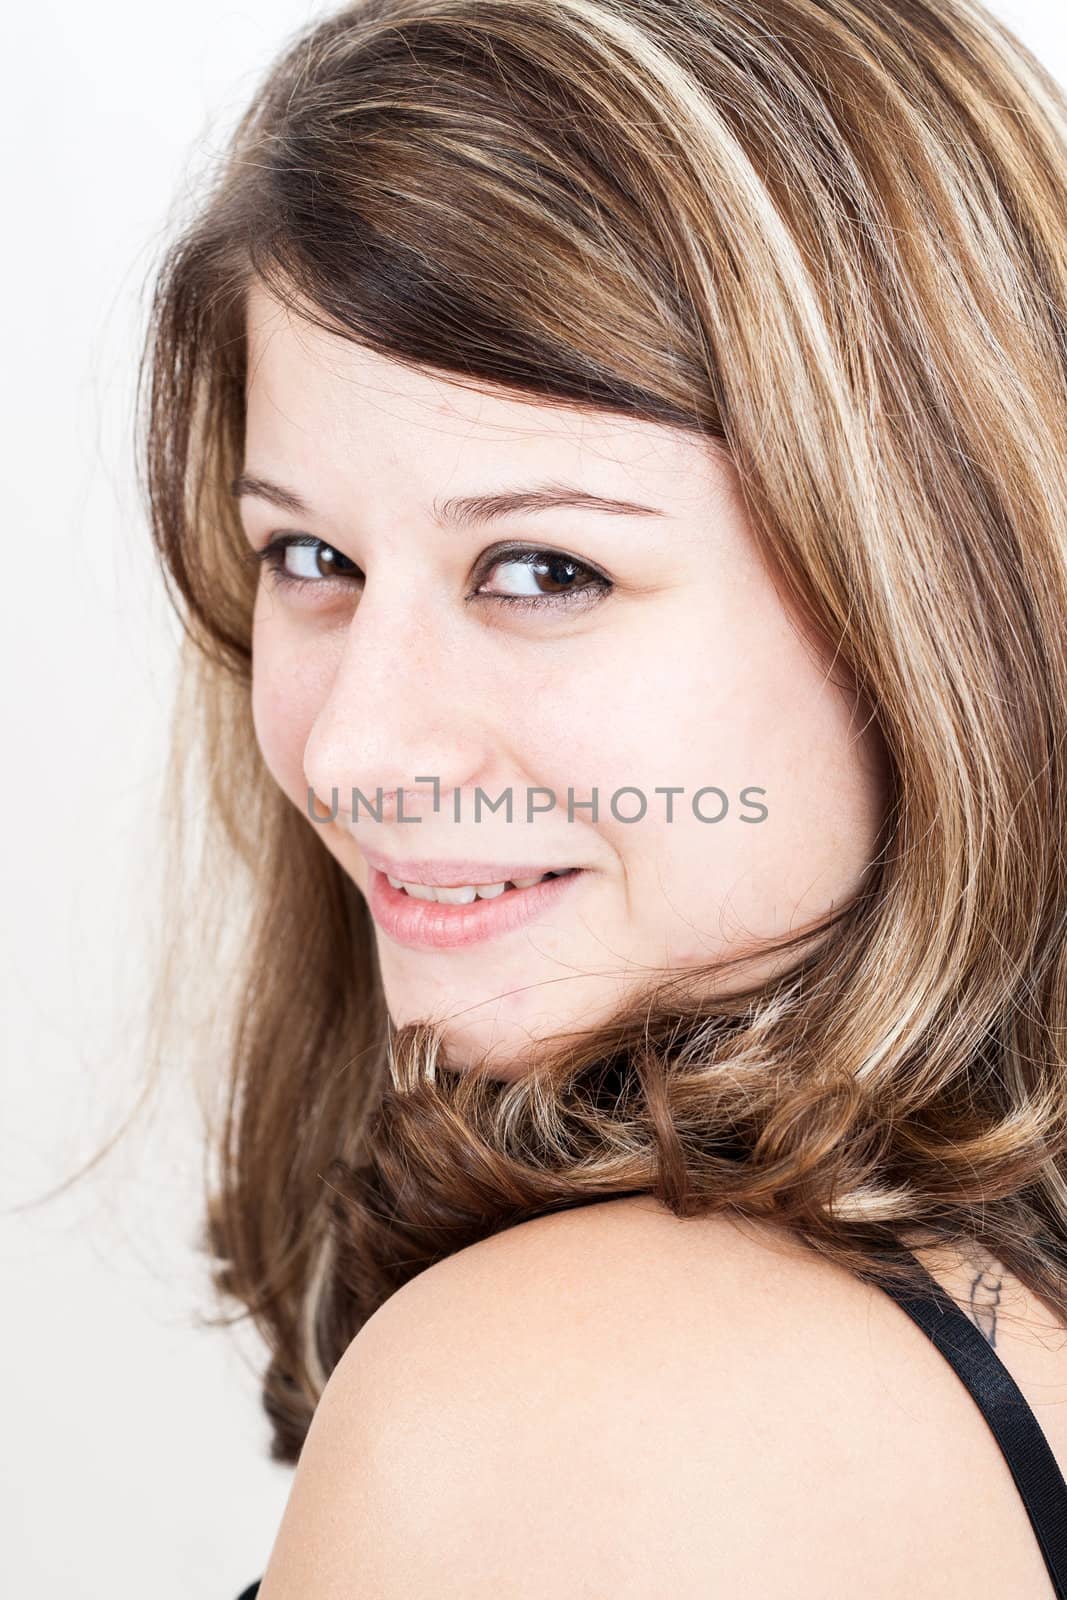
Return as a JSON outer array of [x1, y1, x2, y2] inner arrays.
[[385, 867, 579, 904], [367, 862, 587, 950]]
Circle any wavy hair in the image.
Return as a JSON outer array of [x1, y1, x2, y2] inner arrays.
[[136, 0, 1067, 1464]]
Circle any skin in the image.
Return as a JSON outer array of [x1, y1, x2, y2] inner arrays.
[[259, 1199, 1067, 1599], [238, 280, 890, 1078]]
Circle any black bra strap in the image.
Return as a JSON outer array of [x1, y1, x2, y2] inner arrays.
[[879, 1253, 1067, 1596]]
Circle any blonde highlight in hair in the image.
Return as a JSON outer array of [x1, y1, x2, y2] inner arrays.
[[134, 0, 1067, 1463]]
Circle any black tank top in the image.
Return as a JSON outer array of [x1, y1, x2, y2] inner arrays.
[[878, 1251, 1067, 1595], [232, 1252, 1067, 1600]]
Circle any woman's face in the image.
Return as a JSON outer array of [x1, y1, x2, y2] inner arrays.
[[238, 283, 888, 1077]]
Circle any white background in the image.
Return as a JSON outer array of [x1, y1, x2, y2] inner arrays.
[[2, 3, 1064, 1595]]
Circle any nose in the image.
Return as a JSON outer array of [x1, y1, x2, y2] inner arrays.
[[302, 582, 491, 828]]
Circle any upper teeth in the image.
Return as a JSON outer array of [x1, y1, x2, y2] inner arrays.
[[386, 871, 559, 903]]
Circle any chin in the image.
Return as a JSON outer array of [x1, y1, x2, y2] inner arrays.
[[391, 1003, 564, 1082]]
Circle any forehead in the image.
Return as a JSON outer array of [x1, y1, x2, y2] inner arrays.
[[243, 280, 730, 517]]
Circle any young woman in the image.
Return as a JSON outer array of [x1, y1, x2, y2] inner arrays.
[[137, 0, 1067, 1593]]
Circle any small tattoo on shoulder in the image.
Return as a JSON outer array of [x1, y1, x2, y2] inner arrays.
[[967, 1257, 1005, 1347]]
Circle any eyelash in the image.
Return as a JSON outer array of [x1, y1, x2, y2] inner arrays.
[[251, 534, 613, 613]]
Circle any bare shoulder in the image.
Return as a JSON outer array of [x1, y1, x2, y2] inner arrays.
[[258, 1196, 1062, 1599]]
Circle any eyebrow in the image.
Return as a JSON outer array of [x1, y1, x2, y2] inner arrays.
[[228, 473, 666, 528]]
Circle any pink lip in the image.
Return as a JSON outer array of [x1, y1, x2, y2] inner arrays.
[[366, 865, 585, 950], [357, 845, 579, 888]]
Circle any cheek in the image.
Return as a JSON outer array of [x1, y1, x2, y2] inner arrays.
[[251, 662, 314, 805], [250, 614, 326, 808], [541, 597, 884, 951]]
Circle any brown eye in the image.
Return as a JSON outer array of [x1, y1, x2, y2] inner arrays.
[[255, 535, 359, 589], [476, 549, 612, 611]]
